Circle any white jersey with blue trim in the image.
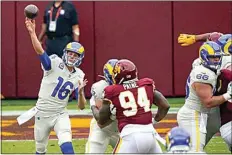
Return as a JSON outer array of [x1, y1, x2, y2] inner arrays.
[[36, 54, 85, 116], [185, 65, 218, 113], [90, 80, 119, 133], [91, 80, 109, 100], [192, 58, 201, 69], [220, 55, 232, 70]]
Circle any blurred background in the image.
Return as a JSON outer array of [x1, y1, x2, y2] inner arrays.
[[1, 1, 232, 99]]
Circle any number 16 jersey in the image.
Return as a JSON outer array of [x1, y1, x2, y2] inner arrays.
[[36, 55, 85, 116], [185, 65, 218, 113]]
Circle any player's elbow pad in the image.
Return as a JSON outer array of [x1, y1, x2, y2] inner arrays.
[[39, 52, 51, 70]]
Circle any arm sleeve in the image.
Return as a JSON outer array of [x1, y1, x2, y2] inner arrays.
[[39, 52, 51, 71]]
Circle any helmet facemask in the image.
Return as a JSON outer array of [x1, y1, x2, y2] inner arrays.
[[62, 42, 85, 67], [199, 41, 223, 71], [202, 54, 222, 70]]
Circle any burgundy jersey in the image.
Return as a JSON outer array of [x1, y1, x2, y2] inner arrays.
[[104, 78, 155, 132], [215, 69, 232, 126]]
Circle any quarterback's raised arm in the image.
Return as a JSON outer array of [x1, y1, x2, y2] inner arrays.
[[25, 18, 51, 71], [153, 90, 170, 122], [25, 18, 44, 55]]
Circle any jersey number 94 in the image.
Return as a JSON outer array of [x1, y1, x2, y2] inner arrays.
[[119, 87, 151, 117]]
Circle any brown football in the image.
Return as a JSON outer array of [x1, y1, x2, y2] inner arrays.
[[24, 4, 39, 19]]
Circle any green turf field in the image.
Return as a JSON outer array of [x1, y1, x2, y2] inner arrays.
[[1, 98, 185, 111], [2, 137, 230, 154], [2, 98, 231, 154]]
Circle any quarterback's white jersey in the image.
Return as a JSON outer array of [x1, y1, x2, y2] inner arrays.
[[185, 65, 218, 113], [36, 55, 84, 116]]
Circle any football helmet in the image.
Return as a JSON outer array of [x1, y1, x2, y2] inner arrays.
[[103, 59, 119, 85], [199, 41, 222, 70], [62, 42, 85, 67], [217, 34, 232, 55], [112, 59, 138, 84], [166, 127, 191, 153]]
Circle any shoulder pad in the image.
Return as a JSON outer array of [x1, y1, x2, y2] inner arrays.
[[220, 55, 232, 69], [91, 80, 109, 99], [220, 69, 232, 81], [192, 58, 201, 69], [191, 66, 217, 85], [75, 68, 85, 79], [103, 85, 115, 99], [138, 78, 154, 85], [49, 54, 59, 59]]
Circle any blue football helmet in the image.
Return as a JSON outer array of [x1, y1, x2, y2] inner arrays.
[[216, 34, 232, 55], [166, 127, 191, 152], [103, 59, 118, 85], [199, 41, 223, 70], [62, 42, 85, 67]]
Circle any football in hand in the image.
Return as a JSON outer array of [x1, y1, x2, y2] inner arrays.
[[24, 4, 39, 19]]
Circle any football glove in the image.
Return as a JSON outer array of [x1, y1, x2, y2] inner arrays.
[[178, 34, 196, 46], [223, 81, 232, 101]]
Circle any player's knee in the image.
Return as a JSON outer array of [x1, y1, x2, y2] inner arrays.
[[58, 131, 72, 146], [36, 143, 47, 154], [85, 141, 106, 153]]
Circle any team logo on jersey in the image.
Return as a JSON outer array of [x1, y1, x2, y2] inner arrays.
[[59, 63, 64, 70]]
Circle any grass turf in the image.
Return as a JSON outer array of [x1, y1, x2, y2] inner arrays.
[[1, 98, 185, 111], [1, 136, 230, 154]]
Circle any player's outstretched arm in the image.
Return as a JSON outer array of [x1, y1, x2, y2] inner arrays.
[[25, 17, 52, 70], [38, 23, 47, 44], [194, 82, 230, 108], [178, 32, 222, 46], [25, 18, 44, 55], [153, 90, 170, 122], [97, 99, 113, 128]]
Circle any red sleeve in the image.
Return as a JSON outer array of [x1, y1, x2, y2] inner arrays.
[[138, 78, 155, 89], [103, 86, 114, 100], [220, 69, 232, 81]]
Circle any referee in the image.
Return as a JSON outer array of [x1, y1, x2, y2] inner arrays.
[[38, 1, 80, 58]]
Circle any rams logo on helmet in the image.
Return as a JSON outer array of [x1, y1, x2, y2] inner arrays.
[[103, 59, 118, 85], [62, 42, 85, 67], [199, 41, 223, 71]]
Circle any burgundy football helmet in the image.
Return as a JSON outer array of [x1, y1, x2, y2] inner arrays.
[[112, 59, 138, 84]]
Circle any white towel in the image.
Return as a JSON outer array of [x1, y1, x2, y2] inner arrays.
[[154, 128, 166, 146], [200, 113, 208, 134], [17, 107, 38, 125]]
